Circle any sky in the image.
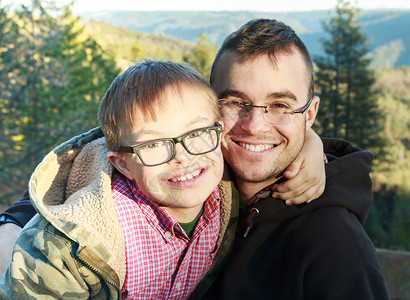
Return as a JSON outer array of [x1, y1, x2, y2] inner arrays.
[[69, 0, 410, 13], [3, 0, 410, 13]]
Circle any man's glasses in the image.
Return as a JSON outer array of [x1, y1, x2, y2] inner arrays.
[[218, 98, 312, 125], [118, 124, 222, 167]]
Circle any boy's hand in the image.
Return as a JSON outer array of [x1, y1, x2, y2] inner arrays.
[[0, 223, 22, 276], [271, 128, 326, 205]]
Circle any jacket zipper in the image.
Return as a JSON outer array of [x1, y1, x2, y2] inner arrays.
[[75, 255, 120, 291]]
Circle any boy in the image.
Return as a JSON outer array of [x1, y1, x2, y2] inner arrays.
[[0, 60, 324, 299]]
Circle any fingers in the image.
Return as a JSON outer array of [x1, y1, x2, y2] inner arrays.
[[282, 154, 303, 179], [272, 164, 326, 205]]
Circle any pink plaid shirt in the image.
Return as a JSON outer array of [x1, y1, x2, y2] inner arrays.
[[112, 172, 221, 299]]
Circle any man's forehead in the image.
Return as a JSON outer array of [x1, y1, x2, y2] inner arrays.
[[214, 51, 310, 101]]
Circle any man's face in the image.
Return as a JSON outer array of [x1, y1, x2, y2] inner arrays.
[[212, 51, 315, 195]]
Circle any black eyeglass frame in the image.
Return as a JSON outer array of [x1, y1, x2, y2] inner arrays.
[[218, 98, 313, 124], [118, 124, 223, 167]]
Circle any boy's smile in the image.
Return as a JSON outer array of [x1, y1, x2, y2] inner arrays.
[[109, 86, 224, 223], [166, 168, 204, 185]]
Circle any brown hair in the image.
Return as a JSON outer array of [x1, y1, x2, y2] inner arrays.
[[98, 60, 219, 151], [210, 18, 314, 99]]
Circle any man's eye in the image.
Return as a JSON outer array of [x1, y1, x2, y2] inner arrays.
[[229, 100, 249, 108], [234, 101, 247, 107], [271, 103, 288, 108]]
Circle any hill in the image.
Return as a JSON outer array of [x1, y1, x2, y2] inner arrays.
[[80, 20, 195, 69], [79, 9, 410, 67]]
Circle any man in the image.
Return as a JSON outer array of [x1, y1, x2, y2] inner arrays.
[[200, 18, 388, 299]]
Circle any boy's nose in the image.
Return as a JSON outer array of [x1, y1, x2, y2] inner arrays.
[[172, 142, 191, 163]]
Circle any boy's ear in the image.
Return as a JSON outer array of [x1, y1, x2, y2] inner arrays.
[[305, 96, 320, 130], [107, 151, 135, 181]]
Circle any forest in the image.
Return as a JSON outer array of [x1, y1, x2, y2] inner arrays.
[[0, 0, 409, 252]]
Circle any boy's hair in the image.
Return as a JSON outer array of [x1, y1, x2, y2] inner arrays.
[[210, 18, 314, 99], [98, 60, 219, 151]]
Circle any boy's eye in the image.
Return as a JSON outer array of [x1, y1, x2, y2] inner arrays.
[[145, 141, 165, 149], [187, 129, 206, 139]]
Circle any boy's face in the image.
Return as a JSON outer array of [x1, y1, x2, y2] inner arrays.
[[109, 86, 224, 222]]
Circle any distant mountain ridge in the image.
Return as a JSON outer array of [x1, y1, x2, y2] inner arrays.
[[78, 9, 410, 67]]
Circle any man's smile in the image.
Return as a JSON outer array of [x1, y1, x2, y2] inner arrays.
[[238, 142, 276, 152]]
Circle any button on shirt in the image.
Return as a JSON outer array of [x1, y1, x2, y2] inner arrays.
[[112, 172, 221, 299]]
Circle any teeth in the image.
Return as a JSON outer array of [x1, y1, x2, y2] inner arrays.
[[170, 170, 201, 182], [239, 142, 274, 152]]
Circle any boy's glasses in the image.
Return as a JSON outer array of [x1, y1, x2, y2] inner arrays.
[[218, 98, 312, 125], [118, 124, 222, 167]]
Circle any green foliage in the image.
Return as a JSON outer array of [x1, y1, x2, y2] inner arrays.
[[369, 39, 405, 69], [0, 1, 119, 203], [313, 0, 385, 153], [182, 33, 217, 81], [312, 0, 410, 251], [365, 183, 410, 251], [372, 67, 410, 175], [366, 67, 410, 251]]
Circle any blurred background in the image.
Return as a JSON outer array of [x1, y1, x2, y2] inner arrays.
[[0, 0, 409, 298]]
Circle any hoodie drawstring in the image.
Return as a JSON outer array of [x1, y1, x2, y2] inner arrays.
[[243, 207, 260, 237]]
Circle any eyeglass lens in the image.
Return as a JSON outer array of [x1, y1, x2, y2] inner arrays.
[[139, 128, 219, 166], [221, 102, 290, 125]]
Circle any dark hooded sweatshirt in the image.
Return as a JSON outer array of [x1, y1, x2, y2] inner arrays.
[[202, 138, 388, 300]]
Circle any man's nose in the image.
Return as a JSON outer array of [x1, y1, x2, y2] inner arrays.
[[239, 107, 272, 134]]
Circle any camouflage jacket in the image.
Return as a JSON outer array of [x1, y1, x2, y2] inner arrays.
[[0, 128, 239, 299]]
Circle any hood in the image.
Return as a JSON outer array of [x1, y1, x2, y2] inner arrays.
[[242, 138, 374, 228], [28, 130, 126, 286]]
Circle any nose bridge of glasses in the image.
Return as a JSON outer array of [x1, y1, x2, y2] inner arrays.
[[243, 104, 269, 123], [172, 136, 192, 158], [246, 104, 268, 114], [246, 104, 291, 125]]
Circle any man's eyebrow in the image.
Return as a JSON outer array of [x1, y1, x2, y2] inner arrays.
[[267, 91, 298, 103], [218, 89, 248, 100], [219, 89, 299, 103]]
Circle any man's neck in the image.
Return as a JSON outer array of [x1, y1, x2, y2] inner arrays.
[[237, 177, 281, 206]]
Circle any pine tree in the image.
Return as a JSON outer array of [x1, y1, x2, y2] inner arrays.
[[314, 0, 385, 152], [0, 0, 119, 204]]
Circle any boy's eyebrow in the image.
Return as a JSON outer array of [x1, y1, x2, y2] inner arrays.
[[132, 117, 213, 141]]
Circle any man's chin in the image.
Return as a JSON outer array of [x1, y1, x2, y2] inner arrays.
[[233, 165, 281, 184]]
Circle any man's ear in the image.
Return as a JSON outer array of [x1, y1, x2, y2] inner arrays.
[[107, 151, 135, 181], [305, 96, 320, 130]]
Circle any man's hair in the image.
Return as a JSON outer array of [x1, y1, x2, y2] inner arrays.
[[98, 60, 219, 151], [210, 18, 314, 98]]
